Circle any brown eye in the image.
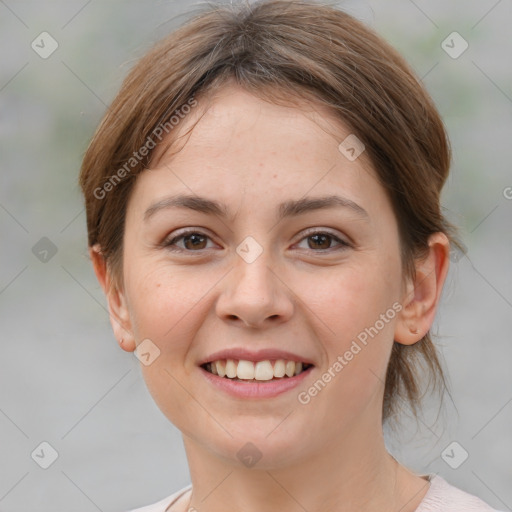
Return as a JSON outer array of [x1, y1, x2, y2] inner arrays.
[[182, 233, 208, 250], [308, 233, 332, 250], [296, 231, 350, 252], [164, 231, 213, 252]]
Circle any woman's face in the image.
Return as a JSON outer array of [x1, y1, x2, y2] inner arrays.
[[118, 83, 408, 468]]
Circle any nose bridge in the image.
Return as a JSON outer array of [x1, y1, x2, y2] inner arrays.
[[216, 235, 293, 327], [235, 248, 273, 295], [233, 238, 276, 303]]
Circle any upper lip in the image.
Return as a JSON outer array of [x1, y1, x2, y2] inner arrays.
[[198, 348, 316, 366]]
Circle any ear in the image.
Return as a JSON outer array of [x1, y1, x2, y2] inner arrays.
[[89, 244, 136, 352], [394, 232, 450, 345]]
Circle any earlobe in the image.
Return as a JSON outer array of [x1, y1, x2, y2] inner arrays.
[[89, 245, 136, 352], [394, 232, 450, 346]]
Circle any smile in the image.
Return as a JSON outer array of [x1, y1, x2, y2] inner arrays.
[[202, 358, 313, 381], [199, 360, 315, 399]]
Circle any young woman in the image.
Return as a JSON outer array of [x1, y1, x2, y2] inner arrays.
[[79, 1, 502, 511]]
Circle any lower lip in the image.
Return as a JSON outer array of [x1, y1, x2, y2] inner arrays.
[[199, 366, 314, 399]]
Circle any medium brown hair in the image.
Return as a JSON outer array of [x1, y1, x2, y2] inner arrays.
[[79, 0, 461, 423]]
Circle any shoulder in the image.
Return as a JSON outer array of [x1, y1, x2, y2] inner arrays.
[[125, 484, 192, 512], [122, 477, 504, 512], [416, 474, 504, 512]]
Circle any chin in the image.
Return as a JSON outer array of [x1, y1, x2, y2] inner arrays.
[[207, 422, 313, 469]]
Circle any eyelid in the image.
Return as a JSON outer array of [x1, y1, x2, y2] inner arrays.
[[293, 228, 351, 251], [162, 226, 351, 253], [162, 227, 218, 252], [297, 227, 351, 246]]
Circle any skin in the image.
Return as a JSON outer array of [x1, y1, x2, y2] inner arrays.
[[91, 82, 450, 512]]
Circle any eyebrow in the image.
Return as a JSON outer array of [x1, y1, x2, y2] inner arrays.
[[143, 193, 369, 222]]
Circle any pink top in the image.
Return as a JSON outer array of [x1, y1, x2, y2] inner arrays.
[[126, 474, 503, 512]]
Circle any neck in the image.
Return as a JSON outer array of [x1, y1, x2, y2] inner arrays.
[[181, 412, 429, 512]]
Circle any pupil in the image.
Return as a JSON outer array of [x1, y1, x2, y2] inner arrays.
[[185, 234, 206, 250], [310, 234, 329, 250]]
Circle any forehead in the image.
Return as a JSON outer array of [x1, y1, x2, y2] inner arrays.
[[150, 82, 373, 170], [129, 84, 389, 222]]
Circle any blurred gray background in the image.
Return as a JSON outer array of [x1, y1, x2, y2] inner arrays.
[[1, 0, 511, 511]]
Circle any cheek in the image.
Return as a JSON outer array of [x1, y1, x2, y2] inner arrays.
[[124, 264, 207, 426], [124, 262, 175, 336], [315, 259, 401, 340], [124, 261, 220, 353], [308, 256, 401, 406]]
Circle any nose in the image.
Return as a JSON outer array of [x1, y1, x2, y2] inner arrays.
[[215, 251, 294, 329]]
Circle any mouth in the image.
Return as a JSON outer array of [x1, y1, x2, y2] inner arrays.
[[200, 358, 314, 382]]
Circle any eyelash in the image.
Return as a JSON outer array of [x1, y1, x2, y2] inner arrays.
[[162, 228, 351, 254]]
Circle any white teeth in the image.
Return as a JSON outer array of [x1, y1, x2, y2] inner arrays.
[[225, 359, 237, 378], [254, 361, 274, 380], [207, 359, 310, 381], [237, 360, 255, 379], [273, 359, 286, 378], [216, 360, 226, 377]]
